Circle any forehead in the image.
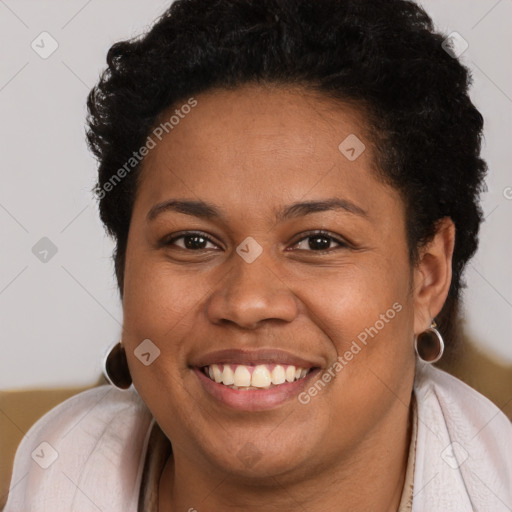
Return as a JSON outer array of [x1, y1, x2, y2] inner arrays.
[[135, 84, 397, 220]]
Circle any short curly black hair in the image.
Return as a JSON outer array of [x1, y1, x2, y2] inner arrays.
[[86, 0, 487, 355]]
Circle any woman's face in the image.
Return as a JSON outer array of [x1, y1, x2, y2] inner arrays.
[[122, 84, 429, 480]]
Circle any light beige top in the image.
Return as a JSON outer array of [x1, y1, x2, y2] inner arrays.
[[6, 363, 511, 511], [138, 394, 418, 511]]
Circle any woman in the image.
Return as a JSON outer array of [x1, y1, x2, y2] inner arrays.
[[4, 0, 512, 510]]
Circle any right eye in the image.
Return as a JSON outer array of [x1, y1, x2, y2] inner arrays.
[[163, 231, 221, 251]]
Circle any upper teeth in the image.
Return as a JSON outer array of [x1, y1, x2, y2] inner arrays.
[[204, 364, 310, 388]]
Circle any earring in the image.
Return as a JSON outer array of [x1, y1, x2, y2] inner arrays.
[[414, 320, 444, 364], [104, 342, 132, 389]]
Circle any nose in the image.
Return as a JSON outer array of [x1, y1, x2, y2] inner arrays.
[[206, 253, 299, 329]]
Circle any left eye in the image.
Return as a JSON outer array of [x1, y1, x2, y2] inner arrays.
[[292, 232, 348, 251]]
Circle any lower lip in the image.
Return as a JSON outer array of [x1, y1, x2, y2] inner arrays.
[[193, 367, 321, 411]]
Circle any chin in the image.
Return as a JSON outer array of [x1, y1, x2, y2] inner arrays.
[[201, 430, 313, 479]]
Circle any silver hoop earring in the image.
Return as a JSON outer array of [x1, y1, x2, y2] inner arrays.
[[414, 320, 444, 364]]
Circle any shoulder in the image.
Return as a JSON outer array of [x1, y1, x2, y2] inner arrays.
[[415, 362, 512, 435], [412, 363, 512, 511], [3, 385, 154, 512]]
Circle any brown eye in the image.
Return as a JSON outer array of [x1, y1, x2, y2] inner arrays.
[[165, 232, 219, 250], [292, 231, 348, 252]]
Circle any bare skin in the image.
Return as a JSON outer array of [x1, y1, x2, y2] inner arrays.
[[120, 84, 455, 511]]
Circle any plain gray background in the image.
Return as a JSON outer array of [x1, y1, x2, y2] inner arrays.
[[1, 0, 511, 389]]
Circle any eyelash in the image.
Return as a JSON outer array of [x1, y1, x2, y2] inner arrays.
[[163, 230, 350, 253]]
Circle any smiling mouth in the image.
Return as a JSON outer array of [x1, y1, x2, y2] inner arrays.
[[201, 363, 315, 390]]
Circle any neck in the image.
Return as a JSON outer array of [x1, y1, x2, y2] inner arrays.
[[159, 396, 413, 512]]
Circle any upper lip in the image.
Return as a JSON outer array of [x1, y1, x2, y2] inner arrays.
[[192, 349, 322, 369]]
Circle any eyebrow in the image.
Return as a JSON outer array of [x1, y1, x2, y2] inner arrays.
[[146, 198, 367, 223]]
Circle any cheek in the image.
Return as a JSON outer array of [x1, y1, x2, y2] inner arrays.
[[302, 256, 411, 346], [121, 256, 209, 423], [300, 257, 415, 403], [123, 253, 210, 337], [308, 302, 413, 451], [121, 250, 215, 399]]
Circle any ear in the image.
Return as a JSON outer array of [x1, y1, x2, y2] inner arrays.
[[412, 217, 455, 334]]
